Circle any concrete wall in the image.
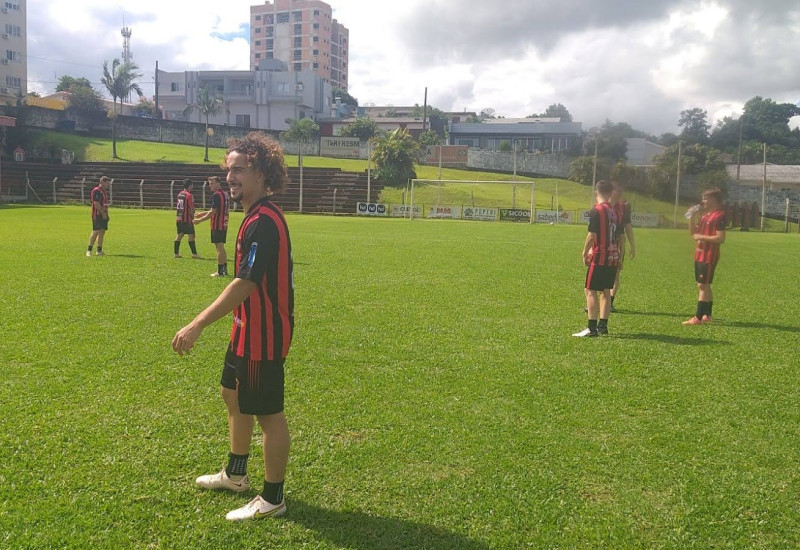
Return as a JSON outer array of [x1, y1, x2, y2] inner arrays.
[[467, 149, 570, 178]]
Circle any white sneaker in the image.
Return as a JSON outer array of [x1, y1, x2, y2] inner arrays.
[[210, 272, 226, 277], [195, 469, 250, 492], [572, 328, 598, 338], [226, 495, 286, 521], [85, 251, 92, 257], [95, 251, 106, 256]]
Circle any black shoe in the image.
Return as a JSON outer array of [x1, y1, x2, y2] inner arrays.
[[597, 326, 608, 335], [610, 306, 617, 313], [572, 328, 598, 338]]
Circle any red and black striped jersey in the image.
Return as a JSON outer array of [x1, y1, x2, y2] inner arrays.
[[230, 197, 294, 361], [90, 186, 107, 220], [613, 200, 631, 228], [695, 209, 726, 264], [588, 201, 620, 267], [210, 189, 230, 231], [176, 190, 194, 222]]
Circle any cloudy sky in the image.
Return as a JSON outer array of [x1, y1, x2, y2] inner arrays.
[[27, 0, 800, 135]]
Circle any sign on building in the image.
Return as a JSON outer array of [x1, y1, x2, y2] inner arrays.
[[321, 137, 361, 158]]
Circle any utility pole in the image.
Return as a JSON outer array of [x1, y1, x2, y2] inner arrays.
[[673, 140, 682, 228]]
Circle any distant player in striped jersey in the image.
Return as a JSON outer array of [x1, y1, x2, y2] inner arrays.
[[609, 182, 636, 312], [573, 180, 620, 337], [683, 187, 726, 325], [86, 176, 110, 257], [174, 178, 199, 259], [194, 176, 230, 277], [173, 132, 294, 521]]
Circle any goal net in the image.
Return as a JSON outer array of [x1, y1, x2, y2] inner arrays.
[[408, 179, 543, 221]]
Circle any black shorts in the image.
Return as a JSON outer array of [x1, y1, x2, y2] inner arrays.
[[211, 229, 227, 244], [695, 261, 717, 284], [585, 264, 617, 291], [176, 222, 195, 235], [220, 347, 285, 415], [92, 217, 108, 231]]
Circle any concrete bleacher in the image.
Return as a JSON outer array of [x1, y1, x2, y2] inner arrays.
[[2, 161, 382, 214]]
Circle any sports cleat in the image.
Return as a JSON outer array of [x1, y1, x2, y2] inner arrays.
[[210, 272, 226, 278], [701, 315, 713, 324], [226, 495, 286, 521], [85, 251, 92, 257], [95, 251, 106, 256], [597, 326, 609, 335], [682, 316, 703, 325], [572, 328, 598, 338], [174, 254, 182, 259], [610, 306, 617, 313], [195, 469, 250, 492], [192, 254, 201, 259]]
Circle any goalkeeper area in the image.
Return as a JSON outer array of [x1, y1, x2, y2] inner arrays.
[[407, 178, 568, 221]]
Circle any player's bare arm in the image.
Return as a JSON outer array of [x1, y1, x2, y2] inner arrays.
[[582, 232, 595, 265], [194, 207, 218, 224], [625, 225, 636, 258], [172, 278, 257, 356]]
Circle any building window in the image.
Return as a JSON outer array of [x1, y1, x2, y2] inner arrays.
[[254, 27, 261, 34], [266, 52, 273, 59], [265, 26, 273, 37], [255, 53, 261, 59], [312, 62, 318, 69], [294, 23, 302, 35], [255, 40, 261, 46], [293, 63, 302, 71], [266, 39, 273, 49], [5, 50, 19, 61], [276, 12, 289, 23], [313, 36, 318, 42], [4, 24, 20, 36], [313, 9, 319, 15], [312, 49, 318, 55], [276, 82, 289, 93], [170, 82, 182, 92], [293, 49, 302, 60], [265, 14, 274, 24], [313, 23, 319, 29], [294, 37, 302, 48], [5, 75, 20, 87], [235, 114, 251, 128], [4, 1, 20, 10], [292, 11, 302, 21], [255, 14, 261, 20]]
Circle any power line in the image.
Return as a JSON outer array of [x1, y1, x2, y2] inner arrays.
[[26, 53, 103, 69]]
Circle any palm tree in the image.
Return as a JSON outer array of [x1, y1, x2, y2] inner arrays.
[[371, 128, 420, 187], [183, 86, 225, 162], [281, 117, 319, 165], [100, 59, 143, 159]]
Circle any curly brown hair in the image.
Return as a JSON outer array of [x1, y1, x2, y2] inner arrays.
[[223, 131, 290, 194]]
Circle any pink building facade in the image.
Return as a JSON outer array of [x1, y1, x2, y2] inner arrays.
[[250, 0, 349, 91]]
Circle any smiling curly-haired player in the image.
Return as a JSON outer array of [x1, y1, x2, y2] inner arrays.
[[173, 131, 294, 521]]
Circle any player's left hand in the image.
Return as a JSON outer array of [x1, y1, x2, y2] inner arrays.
[[629, 246, 636, 259], [172, 322, 202, 356]]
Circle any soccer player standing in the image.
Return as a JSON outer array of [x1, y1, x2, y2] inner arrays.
[[86, 176, 110, 257], [609, 182, 636, 312], [194, 175, 230, 277], [573, 180, 620, 337], [172, 132, 294, 521], [174, 178, 199, 259], [683, 187, 726, 325]]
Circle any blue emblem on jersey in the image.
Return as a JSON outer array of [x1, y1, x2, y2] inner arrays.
[[247, 242, 258, 268]]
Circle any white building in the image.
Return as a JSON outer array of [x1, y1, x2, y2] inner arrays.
[[156, 59, 332, 131], [0, 0, 26, 103]]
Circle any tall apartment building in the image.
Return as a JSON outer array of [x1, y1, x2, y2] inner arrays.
[[250, 0, 349, 91], [0, 0, 26, 103]]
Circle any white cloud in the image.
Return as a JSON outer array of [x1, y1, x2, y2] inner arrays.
[[25, 0, 800, 134]]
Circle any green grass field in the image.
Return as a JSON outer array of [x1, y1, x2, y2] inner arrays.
[[2, 204, 799, 548]]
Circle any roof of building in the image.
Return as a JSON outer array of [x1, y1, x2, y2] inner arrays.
[[726, 164, 800, 184], [450, 121, 582, 135]]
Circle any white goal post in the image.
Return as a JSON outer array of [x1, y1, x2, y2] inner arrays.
[[408, 179, 541, 222]]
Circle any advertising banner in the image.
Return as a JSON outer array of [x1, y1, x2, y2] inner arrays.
[[356, 202, 388, 217], [427, 205, 462, 219], [579, 210, 591, 224], [499, 208, 531, 222], [321, 137, 361, 158], [390, 204, 422, 218], [631, 212, 660, 227], [462, 207, 498, 221], [422, 145, 469, 166], [535, 210, 574, 224]]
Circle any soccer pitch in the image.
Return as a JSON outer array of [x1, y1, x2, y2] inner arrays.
[[1, 204, 799, 548]]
